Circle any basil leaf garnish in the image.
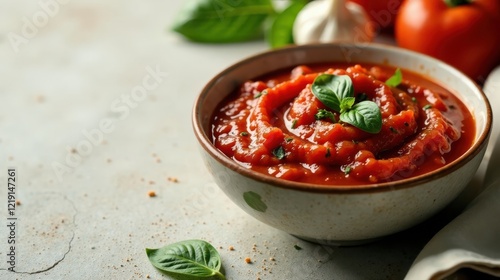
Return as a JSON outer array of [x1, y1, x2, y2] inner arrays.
[[315, 109, 336, 122], [146, 240, 225, 279], [268, 0, 308, 48], [340, 101, 382, 133], [311, 74, 353, 112], [340, 97, 355, 113], [172, 0, 275, 43], [272, 146, 286, 160], [385, 68, 402, 87], [312, 74, 382, 133]]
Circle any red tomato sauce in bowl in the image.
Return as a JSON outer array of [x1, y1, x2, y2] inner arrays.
[[211, 64, 475, 186]]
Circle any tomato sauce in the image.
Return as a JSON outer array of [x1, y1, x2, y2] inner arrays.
[[211, 64, 475, 186]]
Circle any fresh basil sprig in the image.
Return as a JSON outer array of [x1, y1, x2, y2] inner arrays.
[[173, 0, 312, 47], [312, 74, 382, 133], [146, 240, 226, 279], [172, 0, 275, 43], [312, 75, 354, 112], [315, 109, 336, 122], [267, 0, 308, 48], [340, 101, 383, 134], [385, 68, 403, 87]]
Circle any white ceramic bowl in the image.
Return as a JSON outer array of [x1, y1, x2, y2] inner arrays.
[[192, 43, 492, 245]]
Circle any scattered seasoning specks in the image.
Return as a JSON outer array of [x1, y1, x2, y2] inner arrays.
[[167, 177, 179, 183], [423, 104, 432, 110]]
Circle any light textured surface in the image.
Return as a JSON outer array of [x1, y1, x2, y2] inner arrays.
[[0, 1, 491, 279]]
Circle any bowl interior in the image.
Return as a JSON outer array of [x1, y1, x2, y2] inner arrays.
[[193, 43, 491, 191]]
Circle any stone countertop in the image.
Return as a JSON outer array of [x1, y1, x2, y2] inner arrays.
[[0, 1, 489, 279]]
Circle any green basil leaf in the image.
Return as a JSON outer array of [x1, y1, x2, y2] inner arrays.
[[312, 74, 354, 112], [340, 97, 355, 113], [146, 240, 225, 279], [267, 0, 308, 48], [172, 0, 275, 43], [343, 165, 352, 175], [385, 68, 402, 87], [340, 101, 382, 133], [315, 109, 336, 122], [272, 146, 286, 160]]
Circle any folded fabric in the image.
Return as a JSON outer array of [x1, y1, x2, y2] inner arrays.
[[404, 66, 500, 280]]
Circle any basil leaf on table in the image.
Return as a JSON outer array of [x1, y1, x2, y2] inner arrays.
[[267, 0, 308, 48], [340, 101, 382, 133], [172, 0, 275, 43], [146, 239, 226, 279], [312, 74, 354, 112]]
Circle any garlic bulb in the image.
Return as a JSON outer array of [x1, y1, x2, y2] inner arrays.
[[293, 0, 374, 45]]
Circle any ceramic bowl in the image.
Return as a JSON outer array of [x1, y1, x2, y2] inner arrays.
[[192, 43, 492, 245]]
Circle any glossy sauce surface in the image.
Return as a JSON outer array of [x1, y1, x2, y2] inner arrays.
[[212, 64, 475, 186]]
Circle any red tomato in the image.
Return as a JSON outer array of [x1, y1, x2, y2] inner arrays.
[[395, 0, 500, 81], [349, 0, 404, 31]]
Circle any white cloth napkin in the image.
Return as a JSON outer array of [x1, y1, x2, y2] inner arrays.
[[405, 66, 500, 280]]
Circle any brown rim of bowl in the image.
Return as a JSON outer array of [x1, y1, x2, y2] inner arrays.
[[192, 43, 492, 194]]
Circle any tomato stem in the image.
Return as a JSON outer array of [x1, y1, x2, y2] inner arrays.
[[444, 0, 472, 7]]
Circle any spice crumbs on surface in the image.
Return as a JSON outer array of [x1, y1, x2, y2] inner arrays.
[[148, 191, 156, 197], [35, 95, 45, 103], [245, 257, 252, 264], [15, 200, 21, 206], [228, 246, 235, 251], [167, 176, 179, 183]]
